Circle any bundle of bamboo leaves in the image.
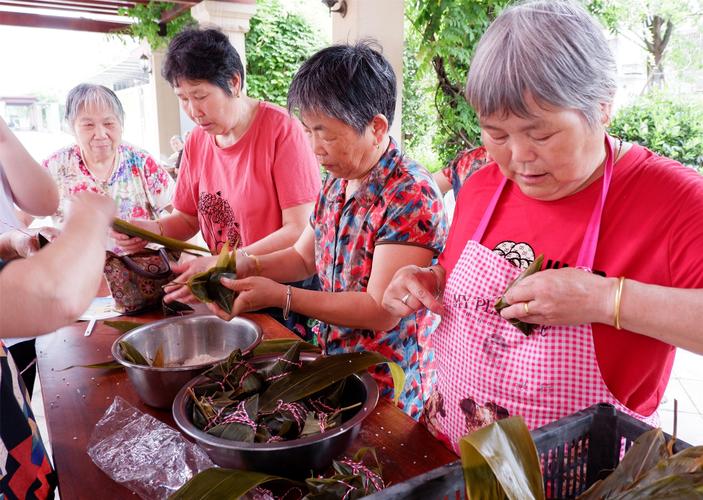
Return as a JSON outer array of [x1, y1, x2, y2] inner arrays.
[[189, 342, 404, 443], [172, 448, 385, 499], [459, 417, 703, 499]]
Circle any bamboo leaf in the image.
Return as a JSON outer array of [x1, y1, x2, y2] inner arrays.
[[152, 345, 165, 368], [186, 242, 238, 312], [104, 320, 143, 334], [58, 361, 123, 371], [579, 428, 668, 499], [624, 447, 703, 494], [459, 416, 545, 500], [494, 255, 544, 335], [118, 340, 150, 366], [170, 467, 295, 500], [113, 218, 210, 254], [251, 339, 320, 357], [611, 471, 703, 499], [258, 351, 403, 413]]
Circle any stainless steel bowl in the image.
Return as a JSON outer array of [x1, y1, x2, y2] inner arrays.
[[111, 314, 262, 409], [172, 353, 380, 478]]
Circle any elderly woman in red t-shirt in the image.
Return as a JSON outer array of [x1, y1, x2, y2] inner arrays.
[[383, 0, 703, 452], [113, 28, 320, 286]]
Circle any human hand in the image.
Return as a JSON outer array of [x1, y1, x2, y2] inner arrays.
[[6, 229, 39, 258], [206, 276, 285, 321], [234, 250, 256, 278], [163, 254, 219, 304], [111, 218, 159, 254], [65, 192, 116, 227], [499, 267, 616, 327], [382, 264, 445, 317]]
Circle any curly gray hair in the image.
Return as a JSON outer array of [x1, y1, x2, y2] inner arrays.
[[465, 0, 617, 127]]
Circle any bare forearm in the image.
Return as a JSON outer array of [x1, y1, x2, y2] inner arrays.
[[160, 211, 199, 241], [257, 247, 314, 283], [0, 119, 59, 215], [290, 287, 398, 331], [0, 216, 107, 336], [617, 280, 703, 355], [244, 223, 305, 256]]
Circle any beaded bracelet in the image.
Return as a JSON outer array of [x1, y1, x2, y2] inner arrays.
[[282, 285, 292, 320]]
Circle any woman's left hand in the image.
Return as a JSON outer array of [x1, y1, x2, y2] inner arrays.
[[206, 276, 286, 321], [500, 267, 615, 326]]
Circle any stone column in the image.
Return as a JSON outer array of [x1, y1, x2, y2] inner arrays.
[[191, 0, 258, 70], [146, 47, 181, 160], [331, 0, 404, 142]]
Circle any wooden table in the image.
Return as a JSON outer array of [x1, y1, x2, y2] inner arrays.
[[36, 312, 457, 499]]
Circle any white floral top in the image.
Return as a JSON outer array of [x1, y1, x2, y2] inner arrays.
[[43, 143, 175, 253]]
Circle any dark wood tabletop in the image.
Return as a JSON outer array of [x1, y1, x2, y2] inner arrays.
[[36, 311, 457, 499]]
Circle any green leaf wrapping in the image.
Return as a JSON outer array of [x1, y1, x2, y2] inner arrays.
[[258, 351, 405, 413], [459, 416, 545, 500], [169, 467, 294, 500], [494, 255, 544, 335], [187, 241, 238, 312], [113, 218, 210, 254], [118, 340, 150, 366]]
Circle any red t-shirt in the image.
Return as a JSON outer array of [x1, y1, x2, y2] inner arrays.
[[440, 144, 703, 415], [174, 101, 321, 252]]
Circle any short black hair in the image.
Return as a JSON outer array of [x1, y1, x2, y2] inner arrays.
[[287, 41, 396, 134], [162, 28, 244, 95]]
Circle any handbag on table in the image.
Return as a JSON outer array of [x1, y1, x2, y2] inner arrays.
[[104, 248, 181, 314]]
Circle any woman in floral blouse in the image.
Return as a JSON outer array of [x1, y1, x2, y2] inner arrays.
[[43, 84, 174, 252], [206, 43, 448, 419]]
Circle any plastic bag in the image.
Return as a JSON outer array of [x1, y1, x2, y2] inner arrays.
[[87, 396, 214, 499]]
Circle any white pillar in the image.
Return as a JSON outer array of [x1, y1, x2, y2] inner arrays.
[[147, 47, 181, 160], [191, 0, 258, 71], [331, 0, 404, 142]]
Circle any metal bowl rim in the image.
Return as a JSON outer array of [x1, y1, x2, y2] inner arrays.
[[110, 314, 263, 372], [172, 353, 380, 451]]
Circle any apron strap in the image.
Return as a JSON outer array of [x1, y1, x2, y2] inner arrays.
[[471, 134, 615, 270], [575, 134, 615, 269], [471, 176, 508, 242]]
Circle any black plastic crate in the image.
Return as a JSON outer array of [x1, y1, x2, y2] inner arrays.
[[366, 403, 692, 499]]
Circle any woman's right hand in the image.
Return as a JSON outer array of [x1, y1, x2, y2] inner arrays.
[[163, 254, 219, 304], [382, 264, 445, 317], [111, 219, 158, 254]]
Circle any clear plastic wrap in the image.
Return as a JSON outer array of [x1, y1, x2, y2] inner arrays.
[[87, 396, 214, 499]]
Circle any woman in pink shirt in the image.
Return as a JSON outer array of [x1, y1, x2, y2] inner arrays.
[[115, 28, 320, 302]]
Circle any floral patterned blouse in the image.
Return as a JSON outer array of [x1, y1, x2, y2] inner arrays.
[[43, 143, 175, 253], [441, 146, 491, 197], [312, 139, 448, 419]]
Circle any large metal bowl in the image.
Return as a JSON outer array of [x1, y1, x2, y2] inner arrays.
[[172, 353, 380, 478], [111, 314, 262, 409]]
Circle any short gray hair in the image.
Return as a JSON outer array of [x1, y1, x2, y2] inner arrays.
[[465, 0, 616, 127], [64, 84, 125, 127], [288, 41, 396, 135]]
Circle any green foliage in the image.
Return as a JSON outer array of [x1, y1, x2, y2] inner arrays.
[[245, 0, 323, 107], [402, 20, 441, 172], [118, 1, 194, 50], [609, 93, 703, 170], [405, 0, 628, 168], [406, 0, 510, 166]]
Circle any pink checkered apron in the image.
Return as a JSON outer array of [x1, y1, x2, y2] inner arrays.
[[425, 136, 659, 452]]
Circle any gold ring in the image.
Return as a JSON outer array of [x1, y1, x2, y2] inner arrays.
[[523, 302, 529, 315], [401, 293, 411, 306]]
